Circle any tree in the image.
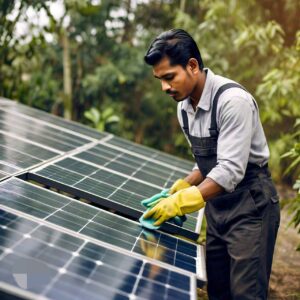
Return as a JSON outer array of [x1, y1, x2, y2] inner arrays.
[[1, 0, 299, 166]]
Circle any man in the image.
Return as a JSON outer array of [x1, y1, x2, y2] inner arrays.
[[143, 29, 280, 299]]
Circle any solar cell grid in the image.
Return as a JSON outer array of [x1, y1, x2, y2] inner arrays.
[[33, 155, 199, 232], [35, 159, 162, 209], [0, 173, 8, 180], [0, 147, 53, 179], [0, 100, 113, 179], [0, 99, 194, 174], [0, 133, 59, 161], [0, 178, 204, 278], [105, 136, 195, 170], [0, 100, 108, 140], [76, 144, 188, 190], [76, 143, 189, 181], [0, 162, 20, 174], [0, 98, 207, 299], [107, 136, 161, 156], [0, 207, 196, 300], [0, 110, 90, 152], [0, 163, 20, 181], [0, 145, 40, 170], [40, 147, 199, 208]]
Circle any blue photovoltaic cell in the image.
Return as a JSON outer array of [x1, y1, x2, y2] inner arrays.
[[0, 174, 8, 180], [0, 110, 91, 152], [0, 207, 195, 300], [75, 143, 190, 186], [0, 178, 204, 277], [34, 156, 198, 232], [0, 99, 109, 178], [104, 136, 195, 170], [0, 133, 57, 162], [0, 99, 107, 140], [0, 132, 59, 178]]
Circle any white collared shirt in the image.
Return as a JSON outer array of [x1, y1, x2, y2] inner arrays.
[[177, 68, 269, 192]]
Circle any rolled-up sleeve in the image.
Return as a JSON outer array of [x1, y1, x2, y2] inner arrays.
[[206, 97, 254, 192]]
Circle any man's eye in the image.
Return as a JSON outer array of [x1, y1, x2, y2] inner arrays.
[[165, 76, 174, 81]]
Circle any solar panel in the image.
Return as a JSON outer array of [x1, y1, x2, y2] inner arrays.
[[75, 143, 190, 187], [106, 136, 195, 170], [0, 98, 108, 140], [0, 98, 110, 180], [0, 206, 197, 300], [0, 99, 207, 298], [0, 178, 206, 281], [29, 149, 200, 238], [0, 132, 60, 179]]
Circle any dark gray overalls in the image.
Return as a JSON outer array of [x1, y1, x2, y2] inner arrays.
[[181, 83, 280, 300]]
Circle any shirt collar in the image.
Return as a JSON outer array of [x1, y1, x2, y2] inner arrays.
[[181, 68, 215, 112]]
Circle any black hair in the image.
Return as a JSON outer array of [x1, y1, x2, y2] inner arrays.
[[144, 29, 204, 70]]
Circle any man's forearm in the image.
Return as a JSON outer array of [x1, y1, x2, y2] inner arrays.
[[197, 177, 224, 201], [184, 170, 225, 201], [184, 169, 204, 186]]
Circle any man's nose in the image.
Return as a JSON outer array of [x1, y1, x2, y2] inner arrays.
[[161, 80, 171, 92]]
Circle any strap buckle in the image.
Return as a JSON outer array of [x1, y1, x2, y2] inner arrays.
[[209, 128, 218, 137]]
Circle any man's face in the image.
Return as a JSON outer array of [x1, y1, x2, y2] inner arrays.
[[152, 56, 196, 102]]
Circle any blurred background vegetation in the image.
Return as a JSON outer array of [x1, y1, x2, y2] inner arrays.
[[0, 0, 299, 244]]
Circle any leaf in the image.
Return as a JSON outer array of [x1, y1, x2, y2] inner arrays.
[[84, 107, 101, 126], [293, 179, 300, 192], [106, 115, 120, 124], [295, 119, 300, 127], [284, 155, 300, 175], [96, 122, 105, 132], [281, 151, 293, 158], [102, 107, 114, 119]]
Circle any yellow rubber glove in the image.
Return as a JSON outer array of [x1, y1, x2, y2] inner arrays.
[[143, 186, 205, 226], [169, 178, 191, 194]]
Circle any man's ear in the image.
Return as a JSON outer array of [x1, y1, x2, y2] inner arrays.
[[187, 58, 199, 75]]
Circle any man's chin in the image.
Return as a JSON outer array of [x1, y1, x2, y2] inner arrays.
[[172, 95, 186, 102]]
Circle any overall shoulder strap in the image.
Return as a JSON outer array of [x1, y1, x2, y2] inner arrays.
[[209, 83, 247, 137], [181, 108, 190, 137]]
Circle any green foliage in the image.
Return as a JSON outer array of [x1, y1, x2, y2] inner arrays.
[[289, 179, 300, 248], [84, 106, 120, 132], [257, 31, 300, 124], [268, 135, 295, 183], [173, 0, 300, 173], [1, 0, 299, 167], [256, 31, 300, 181], [281, 119, 300, 176], [282, 119, 300, 250], [234, 21, 285, 56]]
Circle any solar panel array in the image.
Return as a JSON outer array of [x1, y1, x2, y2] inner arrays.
[[0, 98, 206, 299], [0, 206, 197, 300], [0, 178, 205, 276], [30, 142, 199, 236], [0, 99, 107, 180], [106, 136, 195, 170], [0, 98, 107, 140]]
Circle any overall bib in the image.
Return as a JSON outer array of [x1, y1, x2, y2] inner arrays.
[[181, 83, 280, 300]]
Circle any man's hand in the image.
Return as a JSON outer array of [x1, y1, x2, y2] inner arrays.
[[143, 186, 205, 226], [169, 178, 191, 194], [140, 189, 187, 229]]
